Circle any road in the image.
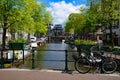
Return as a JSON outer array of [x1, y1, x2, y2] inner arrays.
[[0, 69, 120, 80]]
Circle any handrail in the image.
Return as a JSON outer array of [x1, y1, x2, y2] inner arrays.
[[0, 48, 77, 71]]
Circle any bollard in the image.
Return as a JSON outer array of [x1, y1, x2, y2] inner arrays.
[[32, 49, 35, 69], [0, 50, 4, 68], [22, 49, 24, 64], [65, 50, 68, 71], [12, 49, 15, 67]]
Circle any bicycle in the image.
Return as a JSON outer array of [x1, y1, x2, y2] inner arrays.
[[73, 45, 118, 74]]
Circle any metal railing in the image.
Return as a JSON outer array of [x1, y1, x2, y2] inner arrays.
[[0, 48, 28, 68], [1, 48, 120, 72], [0, 48, 77, 71], [31, 49, 77, 71]]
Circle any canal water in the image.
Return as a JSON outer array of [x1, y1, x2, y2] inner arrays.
[[20, 42, 76, 70]]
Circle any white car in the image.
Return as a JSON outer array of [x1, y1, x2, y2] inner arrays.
[[30, 42, 38, 48], [30, 37, 37, 42]]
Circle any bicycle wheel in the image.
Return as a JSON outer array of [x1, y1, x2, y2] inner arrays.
[[74, 58, 91, 74], [87, 56, 101, 73], [102, 60, 117, 74]]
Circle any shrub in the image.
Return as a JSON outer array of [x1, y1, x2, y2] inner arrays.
[[9, 39, 28, 43], [75, 39, 97, 45]]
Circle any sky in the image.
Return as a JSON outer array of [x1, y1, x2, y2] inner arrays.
[[39, 0, 87, 26]]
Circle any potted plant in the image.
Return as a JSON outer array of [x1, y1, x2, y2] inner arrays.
[[75, 40, 97, 52], [8, 39, 28, 50]]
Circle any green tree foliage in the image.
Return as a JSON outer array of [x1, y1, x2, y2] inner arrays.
[[9, 0, 37, 33], [65, 0, 119, 43], [86, 3, 102, 29], [32, 3, 53, 35], [65, 13, 86, 35], [0, 0, 53, 48], [64, 4, 102, 39], [101, 0, 120, 47], [87, 0, 120, 47]]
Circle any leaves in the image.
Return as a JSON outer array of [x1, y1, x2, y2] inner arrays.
[[0, 0, 53, 48], [0, 0, 53, 34], [75, 39, 96, 45], [65, 13, 86, 34]]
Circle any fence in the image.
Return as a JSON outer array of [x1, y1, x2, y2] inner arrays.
[[0, 48, 77, 71], [0, 48, 120, 72], [33, 49, 71, 71], [0, 48, 28, 68]]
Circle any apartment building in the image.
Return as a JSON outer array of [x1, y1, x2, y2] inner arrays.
[[46, 24, 54, 36], [47, 24, 63, 36], [104, 20, 120, 46], [53, 24, 63, 36]]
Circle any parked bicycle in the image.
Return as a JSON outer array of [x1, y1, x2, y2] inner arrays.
[[73, 45, 118, 74]]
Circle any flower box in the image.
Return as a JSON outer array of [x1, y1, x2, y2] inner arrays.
[[75, 40, 97, 52], [76, 44, 94, 52], [9, 42, 26, 50]]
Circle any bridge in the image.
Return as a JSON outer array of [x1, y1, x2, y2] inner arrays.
[[47, 36, 68, 43]]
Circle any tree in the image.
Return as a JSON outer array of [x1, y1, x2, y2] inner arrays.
[[65, 3, 103, 40], [0, 0, 53, 48], [101, 0, 120, 47], [82, 2, 103, 40], [9, 0, 38, 33], [32, 3, 53, 35], [87, 0, 120, 47], [0, 0, 39, 48], [65, 13, 86, 37]]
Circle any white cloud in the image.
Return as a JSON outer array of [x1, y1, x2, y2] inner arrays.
[[72, 1, 76, 4], [47, 1, 86, 26]]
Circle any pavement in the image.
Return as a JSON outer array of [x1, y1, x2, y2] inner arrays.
[[0, 69, 120, 80]]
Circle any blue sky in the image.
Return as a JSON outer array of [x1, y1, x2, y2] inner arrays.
[[39, 0, 87, 7], [38, 0, 87, 26]]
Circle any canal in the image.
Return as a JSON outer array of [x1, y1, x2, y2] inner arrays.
[[19, 42, 76, 70]]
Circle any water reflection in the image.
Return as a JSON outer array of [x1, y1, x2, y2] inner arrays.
[[36, 43, 67, 70], [20, 43, 76, 70]]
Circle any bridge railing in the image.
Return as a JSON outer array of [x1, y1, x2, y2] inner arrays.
[[0, 48, 78, 71], [27, 49, 79, 71]]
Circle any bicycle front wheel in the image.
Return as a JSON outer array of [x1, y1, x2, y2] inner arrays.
[[102, 60, 117, 74], [75, 58, 91, 74]]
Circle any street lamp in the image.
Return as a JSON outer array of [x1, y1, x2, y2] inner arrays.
[[96, 23, 104, 49], [96, 23, 102, 40]]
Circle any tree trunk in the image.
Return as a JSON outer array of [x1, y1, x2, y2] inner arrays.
[[109, 23, 114, 48], [2, 22, 8, 49], [2, 28, 7, 49], [28, 33, 30, 42]]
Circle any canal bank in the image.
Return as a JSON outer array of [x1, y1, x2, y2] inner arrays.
[[0, 69, 120, 80]]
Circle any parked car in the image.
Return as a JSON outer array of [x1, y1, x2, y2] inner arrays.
[[37, 40, 44, 46], [30, 41, 38, 49], [36, 38, 45, 46], [30, 37, 37, 42]]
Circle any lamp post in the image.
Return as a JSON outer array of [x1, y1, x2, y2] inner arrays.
[[96, 23, 103, 49], [96, 23, 102, 41]]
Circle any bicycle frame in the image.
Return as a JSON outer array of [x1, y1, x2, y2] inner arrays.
[[73, 45, 118, 74]]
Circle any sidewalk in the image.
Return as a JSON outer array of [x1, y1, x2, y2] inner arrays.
[[0, 69, 120, 80]]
